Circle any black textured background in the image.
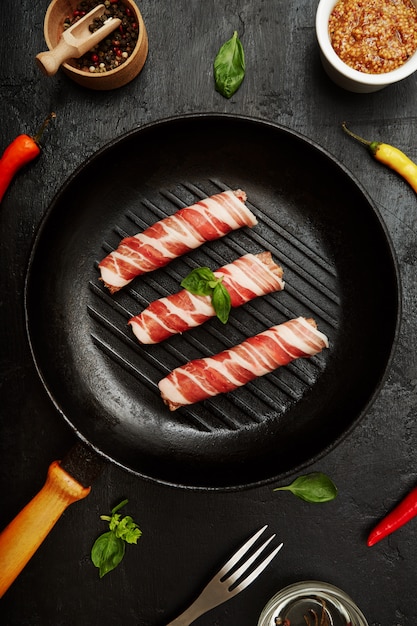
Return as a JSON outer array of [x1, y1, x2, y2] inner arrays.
[[1, 1, 417, 624]]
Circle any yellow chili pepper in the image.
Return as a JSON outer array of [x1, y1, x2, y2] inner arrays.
[[342, 122, 417, 194]]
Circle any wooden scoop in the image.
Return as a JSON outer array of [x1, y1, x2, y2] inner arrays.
[[36, 4, 122, 76]]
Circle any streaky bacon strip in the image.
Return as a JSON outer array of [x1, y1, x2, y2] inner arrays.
[[98, 189, 257, 293], [158, 317, 329, 410], [128, 252, 285, 344]]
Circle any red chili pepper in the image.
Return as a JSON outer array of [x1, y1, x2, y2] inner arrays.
[[0, 112, 56, 204], [367, 484, 417, 546]]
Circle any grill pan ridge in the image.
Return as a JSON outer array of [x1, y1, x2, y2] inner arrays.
[[88, 179, 336, 435]]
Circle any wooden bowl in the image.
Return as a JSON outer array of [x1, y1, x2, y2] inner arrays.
[[41, 0, 148, 90]]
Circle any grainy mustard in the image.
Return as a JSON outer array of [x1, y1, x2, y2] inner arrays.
[[329, 0, 417, 74]]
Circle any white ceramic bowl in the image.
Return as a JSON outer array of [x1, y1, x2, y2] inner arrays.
[[316, 0, 417, 92]]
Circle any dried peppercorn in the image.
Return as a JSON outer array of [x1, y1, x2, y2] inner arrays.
[[0, 113, 56, 204], [65, 0, 138, 73]]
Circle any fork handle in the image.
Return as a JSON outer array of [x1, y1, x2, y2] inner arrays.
[[165, 585, 221, 625], [165, 602, 205, 625]]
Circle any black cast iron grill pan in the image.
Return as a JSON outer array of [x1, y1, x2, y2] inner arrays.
[[0, 115, 400, 597], [24, 114, 400, 490]]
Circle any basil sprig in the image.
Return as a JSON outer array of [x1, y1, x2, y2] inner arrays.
[[273, 472, 338, 503], [214, 31, 245, 98], [91, 499, 142, 578], [181, 267, 232, 324]]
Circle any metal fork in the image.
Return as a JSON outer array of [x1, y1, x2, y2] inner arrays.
[[165, 525, 283, 625]]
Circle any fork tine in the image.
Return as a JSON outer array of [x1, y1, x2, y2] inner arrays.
[[218, 524, 269, 578], [224, 533, 276, 585], [165, 527, 283, 625], [230, 541, 283, 596]]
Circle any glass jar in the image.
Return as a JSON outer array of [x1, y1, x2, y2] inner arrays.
[[257, 581, 368, 626]]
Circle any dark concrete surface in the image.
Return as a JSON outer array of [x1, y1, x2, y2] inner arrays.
[[1, 1, 417, 624]]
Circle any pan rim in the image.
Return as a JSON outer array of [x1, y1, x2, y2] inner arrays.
[[24, 112, 402, 491]]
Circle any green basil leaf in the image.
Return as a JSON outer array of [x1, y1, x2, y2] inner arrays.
[[214, 31, 245, 99], [109, 513, 121, 530], [181, 267, 216, 296], [92, 499, 142, 578], [114, 515, 142, 544], [123, 526, 142, 545], [273, 472, 338, 503], [212, 282, 231, 324], [91, 531, 126, 578], [181, 266, 232, 323]]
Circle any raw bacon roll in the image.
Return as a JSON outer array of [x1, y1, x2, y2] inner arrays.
[[129, 252, 285, 344], [158, 317, 329, 410], [98, 189, 257, 293]]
